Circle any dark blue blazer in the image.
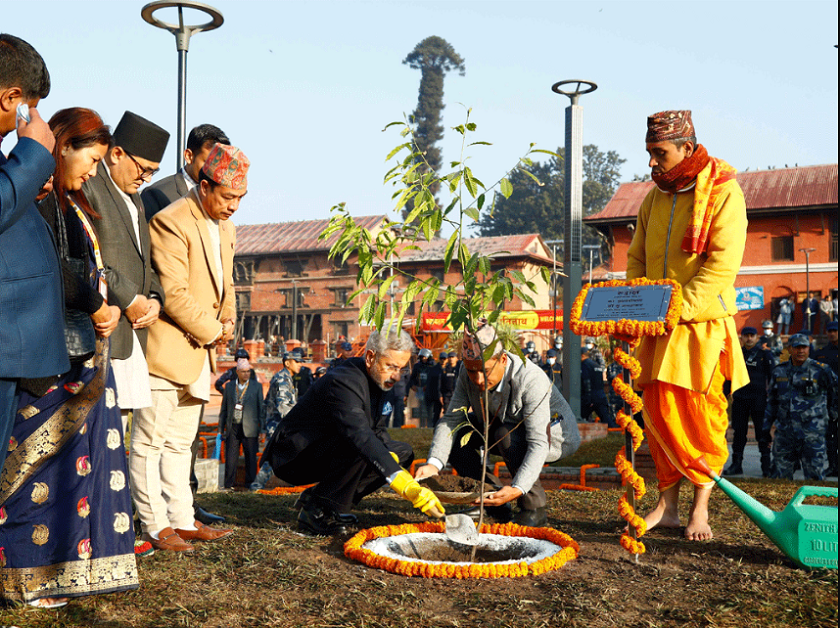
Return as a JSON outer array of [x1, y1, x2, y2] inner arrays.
[[0, 138, 69, 379]]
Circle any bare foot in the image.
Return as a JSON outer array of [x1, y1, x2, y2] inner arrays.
[[685, 510, 713, 541], [642, 499, 681, 531]]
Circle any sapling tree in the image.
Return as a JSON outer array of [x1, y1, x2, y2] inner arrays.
[[319, 109, 554, 551]]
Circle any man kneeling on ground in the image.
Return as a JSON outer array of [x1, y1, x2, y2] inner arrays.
[[415, 322, 576, 527], [261, 330, 444, 535]]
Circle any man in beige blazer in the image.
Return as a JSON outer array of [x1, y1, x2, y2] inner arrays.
[[131, 144, 249, 552]]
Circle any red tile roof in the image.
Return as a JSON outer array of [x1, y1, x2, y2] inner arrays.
[[235, 215, 387, 255], [586, 164, 838, 223], [394, 234, 553, 264]]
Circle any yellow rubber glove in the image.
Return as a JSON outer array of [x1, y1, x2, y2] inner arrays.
[[389, 451, 400, 464], [390, 470, 445, 518]]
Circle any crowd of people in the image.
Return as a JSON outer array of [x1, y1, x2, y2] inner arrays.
[[1, 34, 248, 606], [1, 35, 836, 609]]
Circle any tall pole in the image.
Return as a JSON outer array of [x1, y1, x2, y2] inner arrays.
[[142, 2, 224, 170], [291, 279, 298, 341], [545, 239, 563, 339], [552, 80, 597, 420], [800, 247, 816, 331]]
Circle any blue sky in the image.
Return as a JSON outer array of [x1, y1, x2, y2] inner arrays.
[[4, 1, 838, 230]]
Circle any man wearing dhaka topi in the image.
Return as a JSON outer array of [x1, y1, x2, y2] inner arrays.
[[626, 111, 748, 541]]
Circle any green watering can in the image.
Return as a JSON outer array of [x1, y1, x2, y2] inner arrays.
[[692, 457, 838, 570]]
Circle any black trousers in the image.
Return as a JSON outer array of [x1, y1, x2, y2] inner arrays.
[[731, 394, 771, 456], [449, 412, 546, 511], [224, 423, 259, 488], [275, 435, 414, 513], [391, 395, 405, 428], [582, 393, 617, 428]]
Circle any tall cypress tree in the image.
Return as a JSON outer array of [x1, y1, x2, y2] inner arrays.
[[402, 36, 465, 220]]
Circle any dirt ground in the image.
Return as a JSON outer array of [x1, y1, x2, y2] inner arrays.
[[2, 478, 836, 628]]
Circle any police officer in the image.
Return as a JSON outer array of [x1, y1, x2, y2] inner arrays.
[[584, 337, 607, 371], [758, 319, 783, 357], [580, 347, 616, 427], [541, 348, 563, 388], [440, 352, 460, 414], [523, 340, 541, 366], [765, 334, 838, 480], [813, 320, 838, 476], [724, 326, 775, 476], [409, 348, 433, 427]]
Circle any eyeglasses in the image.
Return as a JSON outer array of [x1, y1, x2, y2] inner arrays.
[[376, 360, 409, 376], [124, 150, 160, 181]]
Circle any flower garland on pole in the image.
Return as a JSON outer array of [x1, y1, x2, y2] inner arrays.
[[570, 277, 682, 557], [344, 522, 579, 578]]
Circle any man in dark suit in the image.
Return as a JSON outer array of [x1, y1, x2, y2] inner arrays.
[[82, 111, 167, 434], [0, 34, 68, 472], [141, 123, 230, 221], [261, 330, 444, 535], [219, 358, 265, 488]]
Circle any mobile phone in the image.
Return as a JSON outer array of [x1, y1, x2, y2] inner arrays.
[[16, 103, 31, 124]]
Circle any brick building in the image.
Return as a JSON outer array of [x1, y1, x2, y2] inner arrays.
[[584, 164, 838, 333], [233, 218, 555, 355]]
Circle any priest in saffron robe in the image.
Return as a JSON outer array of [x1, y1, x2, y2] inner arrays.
[[626, 110, 749, 541]]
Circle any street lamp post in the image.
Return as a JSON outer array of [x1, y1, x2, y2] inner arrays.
[[551, 79, 598, 420], [141, 1, 224, 170], [799, 247, 816, 331], [545, 239, 563, 338], [582, 244, 600, 284]]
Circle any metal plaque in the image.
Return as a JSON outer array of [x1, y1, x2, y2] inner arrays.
[[580, 284, 674, 322]]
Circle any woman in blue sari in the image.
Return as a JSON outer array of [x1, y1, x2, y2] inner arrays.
[[0, 108, 138, 608]]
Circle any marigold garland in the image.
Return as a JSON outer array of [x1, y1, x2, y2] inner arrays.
[[570, 278, 681, 558], [569, 278, 683, 339], [344, 522, 579, 578], [256, 484, 315, 495]]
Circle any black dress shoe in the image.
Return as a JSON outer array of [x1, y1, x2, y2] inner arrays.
[[297, 505, 347, 536], [513, 507, 548, 527], [294, 491, 357, 524], [195, 506, 226, 525]]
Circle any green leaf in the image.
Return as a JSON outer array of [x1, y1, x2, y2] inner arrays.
[[477, 194, 485, 210], [378, 274, 398, 300], [360, 294, 375, 323], [464, 207, 480, 222], [385, 142, 411, 162], [523, 170, 544, 187], [468, 141, 492, 147], [500, 177, 513, 198], [459, 431, 473, 449], [465, 122, 477, 131], [373, 301, 386, 332], [463, 166, 477, 197]]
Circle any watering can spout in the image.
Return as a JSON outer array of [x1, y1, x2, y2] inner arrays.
[[689, 456, 779, 531]]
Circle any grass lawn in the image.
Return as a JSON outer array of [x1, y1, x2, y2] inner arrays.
[[2, 431, 836, 628]]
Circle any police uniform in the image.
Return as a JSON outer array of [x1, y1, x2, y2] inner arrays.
[[581, 357, 616, 427], [765, 355, 838, 480], [812, 325, 838, 476], [726, 338, 776, 475]]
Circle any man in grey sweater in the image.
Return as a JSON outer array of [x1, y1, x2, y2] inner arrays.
[[415, 323, 577, 527]]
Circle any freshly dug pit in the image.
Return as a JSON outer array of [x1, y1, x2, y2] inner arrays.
[[419, 475, 496, 493], [365, 533, 559, 565]]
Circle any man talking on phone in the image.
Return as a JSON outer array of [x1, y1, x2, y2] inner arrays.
[[0, 34, 68, 473]]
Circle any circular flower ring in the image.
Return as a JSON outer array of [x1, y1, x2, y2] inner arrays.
[[344, 522, 579, 578]]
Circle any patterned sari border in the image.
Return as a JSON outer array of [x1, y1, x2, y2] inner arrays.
[[0, 552, 138, 602]]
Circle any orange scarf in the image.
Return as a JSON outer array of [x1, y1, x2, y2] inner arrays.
[[681, 155, 738, 255]]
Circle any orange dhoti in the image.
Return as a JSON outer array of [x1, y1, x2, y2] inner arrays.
[[641, 367, 729, 490]]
